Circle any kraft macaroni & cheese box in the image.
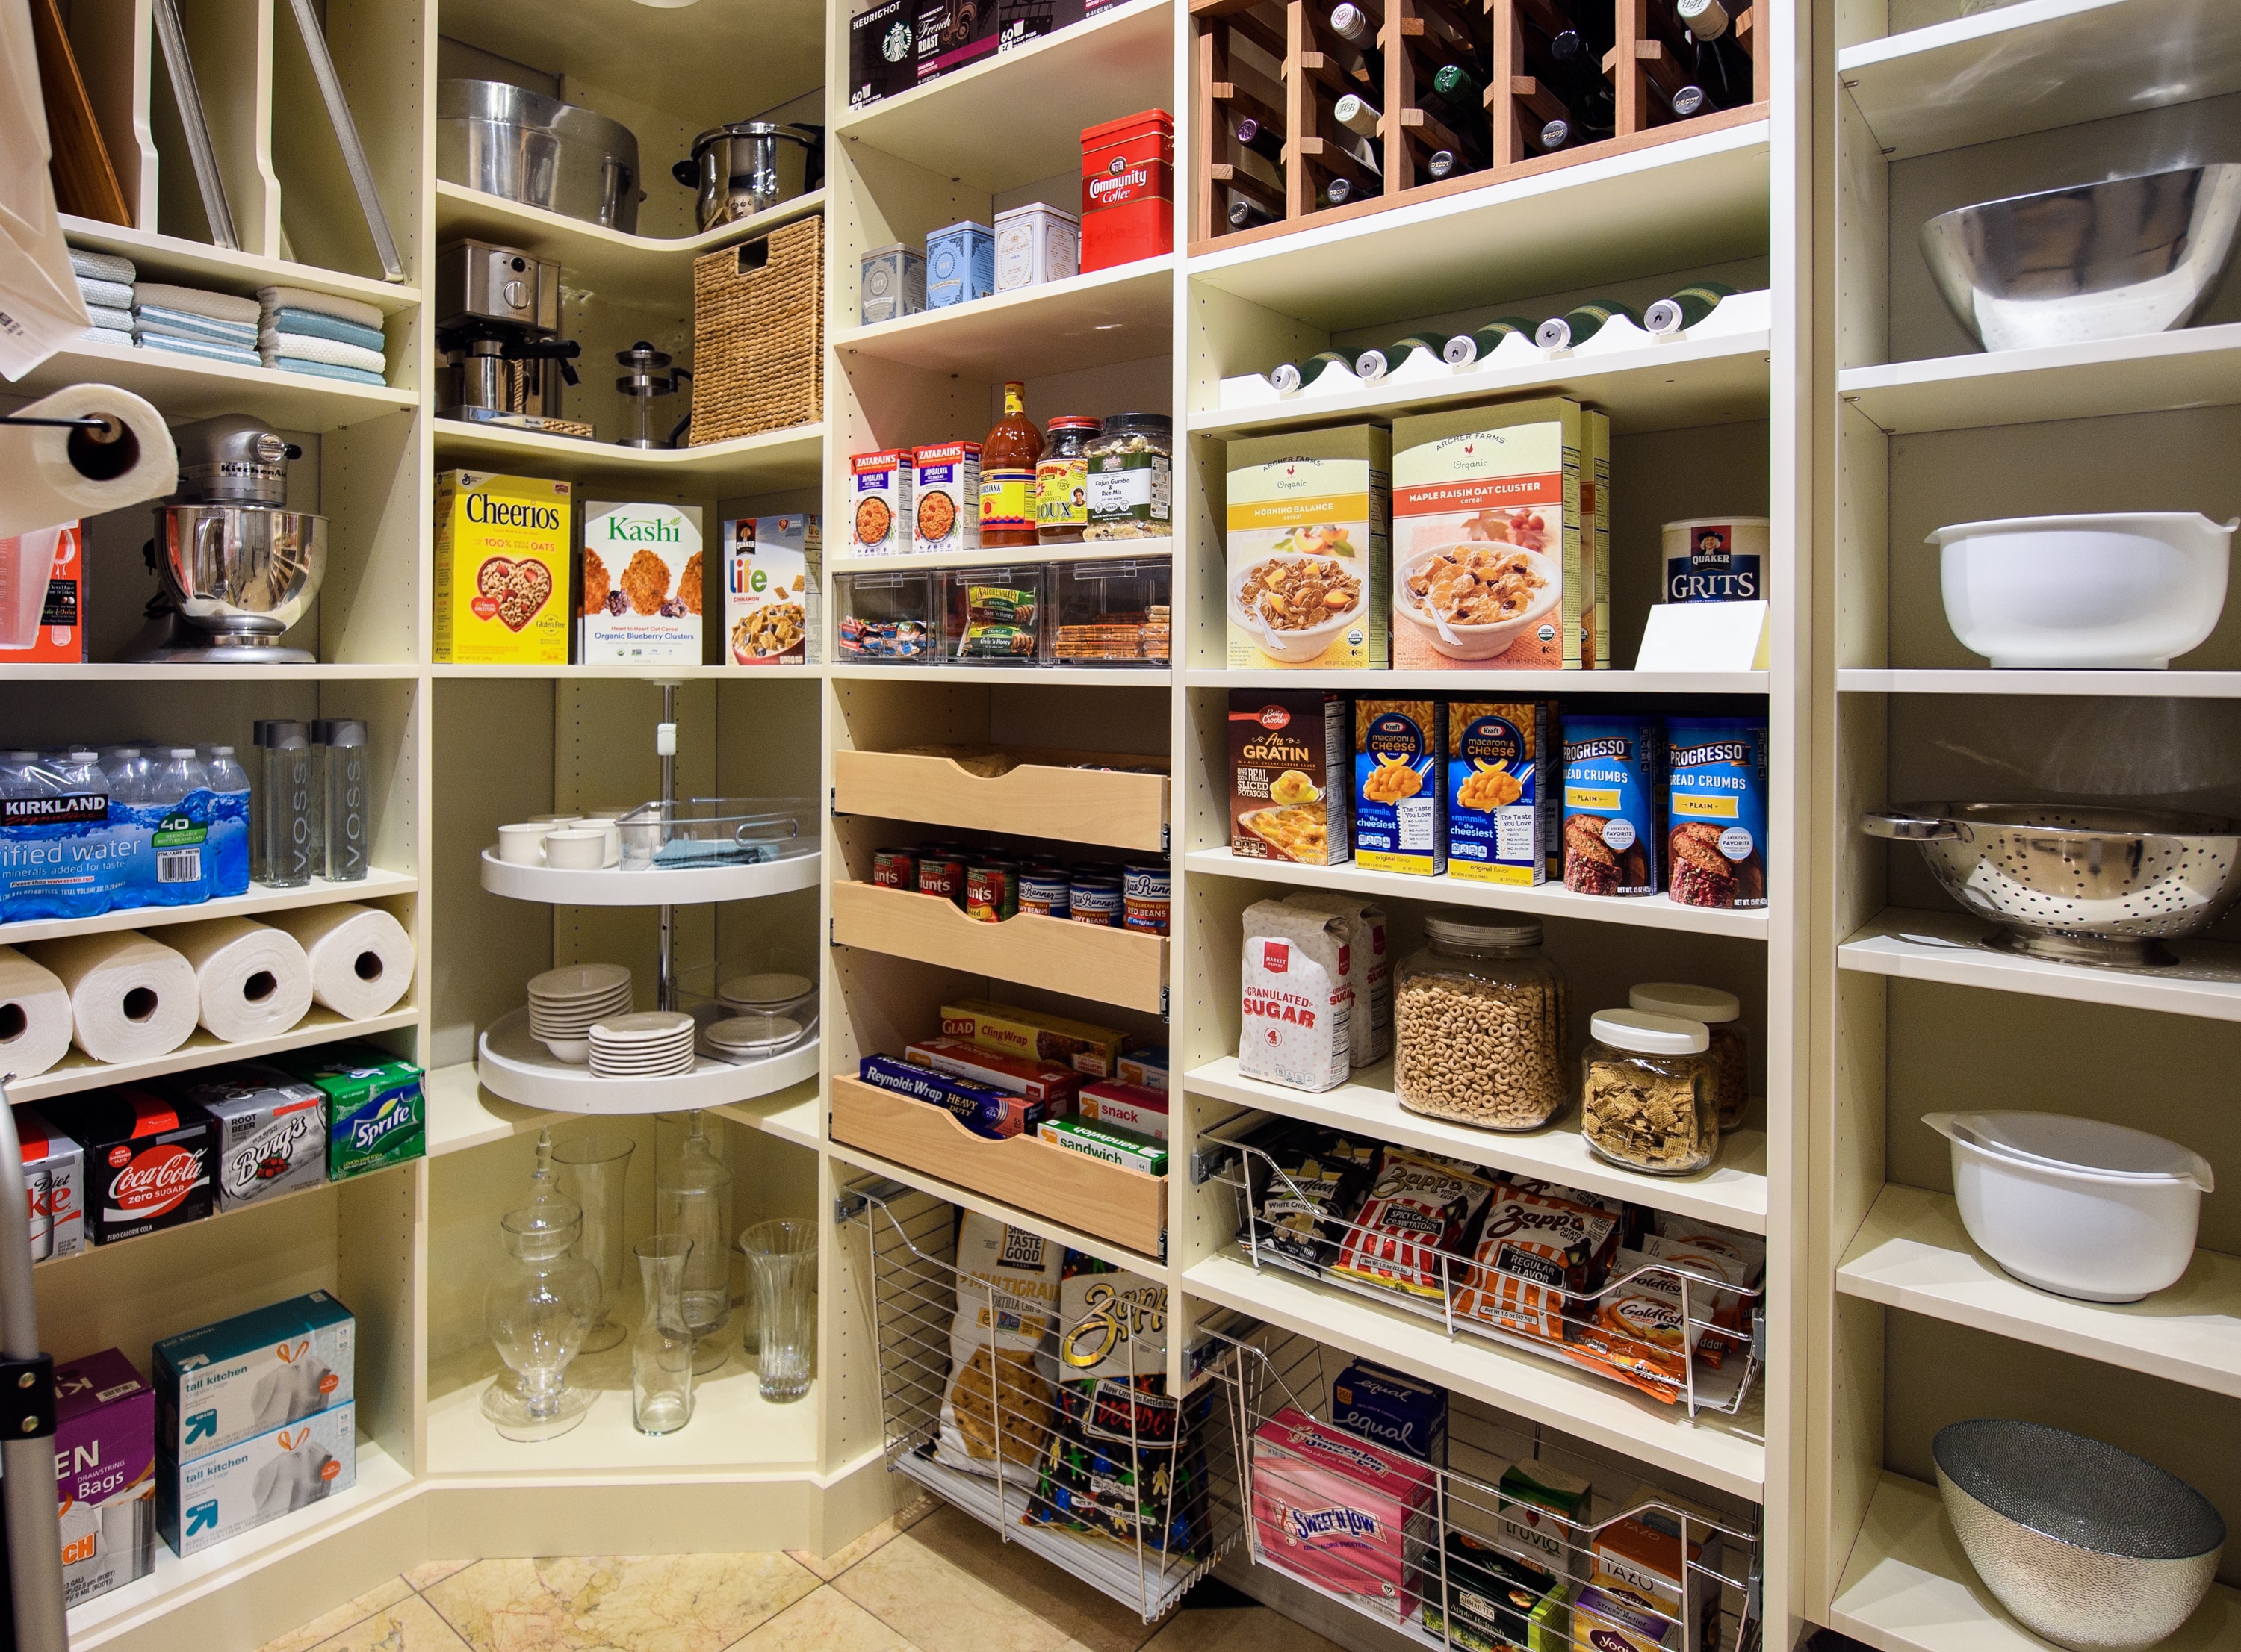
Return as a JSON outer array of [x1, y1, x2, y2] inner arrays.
[[1446, 699, 1555, 886], [1354, 698, 1445, 875]]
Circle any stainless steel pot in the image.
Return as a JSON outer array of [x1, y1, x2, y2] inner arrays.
[[1862, 801, 2241, 967], [673, 123, 818, 232], [439, 80, 642, 234]]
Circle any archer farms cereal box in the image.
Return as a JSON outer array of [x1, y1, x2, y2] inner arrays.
[[1227, 426, 1391, 671], [433, 471, 571, 665], [1389, 398, 1581, 671], [725, 513, 820, 665], [580, 500, 704, 665]]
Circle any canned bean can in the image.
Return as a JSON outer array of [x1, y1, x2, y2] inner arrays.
[[917, 851, 968, 905], [1020, 868, 1071, 919], [872, 848, 920, 889], [1070, 873, 1123, 926], [1123, 863, 1170, 934], [965, 862, 1020, 922]]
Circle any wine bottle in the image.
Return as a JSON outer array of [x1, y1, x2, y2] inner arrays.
[[1677, 0, 1731, 38], [1535, 299, 1642, 350], [1442, 316, 1534, 365], [1386, 332, 1448, 370], [1333, 93, 1382, 140], [1318, 174, 1384, 208], [1425, 148, 1478, 179], [1643, 279, 1735, 335], [1229, 197, 1280, 231], [1430, 61, 1484, 117], [1236, 116, 1285, 164], [1654, 0, 1750, 106], [1537, 117, 1575, 152], [1327, 3, 1386, 84], [1271, 350, 1356, 392]]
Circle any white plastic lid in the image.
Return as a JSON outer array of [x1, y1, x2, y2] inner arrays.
[[1630, 983, 1740, 1024], [169, 748, 196, 759], [1427, 910, 1541, 948], [1926, 1111, 2214, 1191], [1590, 1010, 1708, 1055]]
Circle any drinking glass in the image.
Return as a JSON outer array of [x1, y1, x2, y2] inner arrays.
[[742, 1219, 816, 1403], [632, 1234, 695, 1435], [657, 1112, 733, 1374], [553, 1131, 635, 1353]]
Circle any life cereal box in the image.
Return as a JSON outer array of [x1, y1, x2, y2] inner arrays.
[[724, 514, 821, 665], [579, 500, 704, 665], [433, 471, 571, 665], [1226, 426, 1390, 670]]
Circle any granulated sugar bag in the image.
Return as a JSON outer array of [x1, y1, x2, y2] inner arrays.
[[1239, 900, 1353, 1093], [1282, 891, 1391, 1066]]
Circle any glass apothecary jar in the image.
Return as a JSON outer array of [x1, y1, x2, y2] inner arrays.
[[1581, 1010, 1718, 1175], [940, 562, 1049, 665], [1051, 556, 1171, 666], [1393, 913, 1569, 1131], [1630, 981, 1749, 1131], [834, 569, 937, 663], [1083, 413, 1172, 541]]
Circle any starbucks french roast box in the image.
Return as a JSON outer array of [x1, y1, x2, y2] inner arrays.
[[1389, 397, 1582, 671], [578, 500, 704, 664], [1225, 425, 1390, 670]]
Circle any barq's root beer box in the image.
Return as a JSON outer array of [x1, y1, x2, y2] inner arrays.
[[433, 471, 571, 664], [1227, 427, 1390, 671], [1389, 397, 1582, 671]]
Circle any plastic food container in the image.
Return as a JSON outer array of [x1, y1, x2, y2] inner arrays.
[[834, 568, 937, 662], [1629, 982, 1748, 1130], [941, 562, 1048, 665], [1581, 1010, 1717, 1174], [1925, 1111, 2213, 1302], [1053, 555, 1171, 664], [1394, 913, 1568, 1131], [1085, 413, 1172, 541]]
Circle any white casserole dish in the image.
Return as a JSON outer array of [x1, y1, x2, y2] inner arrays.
[[1924, 1111, 2213, 1302]]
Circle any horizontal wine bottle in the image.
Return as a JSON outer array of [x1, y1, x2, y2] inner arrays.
[[1430, 61, 1484, 116], [1236, 116, 1284, 164], [1319, 173, 1384, 208], [1386, 332, 1448, 369], [1536, 298, 1641, 350], [1333, 93, 1382, 139], [1442, 316, 1533, 366], [1677, 0, 1732, 38], [1229, 197, 1280, 230], [1270, 350, 1355, 392], [1327, 4, 1385, 84], [1644, 279, 1735, 335]]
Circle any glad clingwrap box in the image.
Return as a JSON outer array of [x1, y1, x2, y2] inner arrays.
[[161, 1403, 355, 1559], [1250, 1405, 1436, 1621], [1227, 426, 1390, 670], [433, 471, 571, 664], [54, 1347, 155, 1607], [580, 500, 704, 664], [153, 1291, 354, 1468]]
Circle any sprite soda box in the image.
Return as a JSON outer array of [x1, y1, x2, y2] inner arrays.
[[274, 1043, 425, 1179]]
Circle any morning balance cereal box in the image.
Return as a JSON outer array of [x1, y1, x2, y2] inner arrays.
[[580, 500, 704, 665], [1389, 398, 1581, 671], [433, 471, 571, 665], [1227, 426, 1390, 670]]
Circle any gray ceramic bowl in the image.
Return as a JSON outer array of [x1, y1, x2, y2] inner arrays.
[[1935, 1420, 2225, 1651]]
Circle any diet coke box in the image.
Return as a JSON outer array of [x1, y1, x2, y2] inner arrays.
[[53, 1347, 155, 1606], [68, 1090, 215, 1246], [18, 1105, 84, 1260], [155, 1063, 328, 1211]]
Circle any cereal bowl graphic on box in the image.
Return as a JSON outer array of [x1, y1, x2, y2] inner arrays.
[[1226, 427, 1391, 669], [580, 500, 704, 664]]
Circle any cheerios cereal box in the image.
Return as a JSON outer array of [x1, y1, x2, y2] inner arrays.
[[579, 500, 704, 665], [433, 471, 571, 664], [1226, 426, 1390, 670], [724, 513, 821, 665], [1389, 397, 1581, 671]]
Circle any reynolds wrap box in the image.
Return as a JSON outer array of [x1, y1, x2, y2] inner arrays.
[[19, 1105, 84, 1260], [1226, 426, 1391, 670], [275, 1044, 425, 1179], [724, 512, 820, 665], [161, 1403, 356, 1559], [580, 500, 704, 664], [433, 471, 571, 665], [54, 1347, 155, 1606], [1250, 1404, 1436, 1621], [156, 1063, 329, 1210]]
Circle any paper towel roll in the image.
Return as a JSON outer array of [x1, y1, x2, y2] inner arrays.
[[0, 385, 179, 539], [0, 945, 73, 1078], [23, 932, 199, 1065], [264, 904, 413, 1020], [164, 918, 314, 1043]]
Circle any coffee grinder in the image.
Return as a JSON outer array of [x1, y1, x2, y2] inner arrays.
[[435, 240, 593, 439]]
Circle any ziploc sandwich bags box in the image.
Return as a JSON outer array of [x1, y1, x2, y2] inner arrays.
[[275, 1043, 425, 1179], [54, 1347, 155, 1606], [162, 1403, 355, 1558], [154, 1291, 354, 1470], [1227, 426, 1391, 670], [1250, 1404, 1436, 1621]]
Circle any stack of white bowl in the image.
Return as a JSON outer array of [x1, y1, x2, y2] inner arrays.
[[702, 1011, 806, 1062], [529, 964, 633, 1063], [717, 972, 816, 1023], [589, 1010, 696, 1078]]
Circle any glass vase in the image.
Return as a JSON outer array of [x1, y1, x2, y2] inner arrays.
[[657, 1111, 733, 1375], [481, 1203, 601, 1441], [553, 1131, 635, 1354], [743, 1218, 816, 1403], [632, 1234, 695, 1435]]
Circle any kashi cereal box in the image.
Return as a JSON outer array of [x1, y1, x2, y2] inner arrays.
[[579, 501, 704, 665], [1226, 426, 1391, 670], [724, 513, 820, 665], [433, 471, 571, 664], [1389, 397, 1582, 671]]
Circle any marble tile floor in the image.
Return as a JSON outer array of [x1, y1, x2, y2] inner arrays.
[[254, 1497, 1351, 1652]]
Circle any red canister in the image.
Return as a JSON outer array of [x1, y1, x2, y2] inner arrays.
[[1080, 108, 1174, 272]]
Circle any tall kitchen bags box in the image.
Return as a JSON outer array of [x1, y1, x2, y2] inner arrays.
[[580, 500, 704, 664], [1389, 397, 1581, 671], [1227, 426, 1390, 671]]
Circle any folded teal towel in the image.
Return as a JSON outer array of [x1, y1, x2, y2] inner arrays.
[[69, 248, 134, 285], [271, 308, 385, 353], [138, 333, 260, 368], [651, 839, 778, 867], [273, 358, 386, 387], [135, 305, 258, 347], [77, 276, 131, 310]]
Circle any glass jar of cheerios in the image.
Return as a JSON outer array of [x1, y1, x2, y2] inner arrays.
[[1083, 413, 1171, 541], [1393, 912, 1568, 1131]]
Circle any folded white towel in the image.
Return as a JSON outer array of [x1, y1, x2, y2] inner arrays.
[[139, 333, 260, 368], [256, 285, 382, 332], [85, 304, 132, 333], [76, 276, 131, 311], [259, 332, 385, 374], [69, 248, 135, 285], [78, 327, 135, 350], [134, 282, 261, 325]]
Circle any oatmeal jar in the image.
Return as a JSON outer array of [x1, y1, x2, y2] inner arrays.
[[1393, 912, 1569, 1131], [1581, 1010, 1717, 1175], [1084, 413, 1172, 541], [1629, 982, 1748, 1131]]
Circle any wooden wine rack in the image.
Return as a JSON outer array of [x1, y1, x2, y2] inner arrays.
[[1191, 0, 1768, 252]]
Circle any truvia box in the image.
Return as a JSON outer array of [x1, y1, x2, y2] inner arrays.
[[154, 1291, 354, 1468], [994, 202, 1081, 292], [1226, 425, 1391, 670], [724, 512, 819, 665], [859, 243, 926, 326], [913, 441, 982, 554], [162, 1403, 356, 1559], [54, 1347, 155, 1607], [274, 1043, 426, 1180], [848, 448, 914, 554], [926, 220, 995, 308], [579, 500, 704, 665]]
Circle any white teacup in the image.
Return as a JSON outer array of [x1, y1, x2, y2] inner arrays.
[[497, 823, 550, 865], [530, 813, 583, 827], [543, 827, 607, 870]]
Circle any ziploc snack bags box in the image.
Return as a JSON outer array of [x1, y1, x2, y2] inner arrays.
[[1227, 426, 1391, 670], [1390, 397, 1581, 670], [276, 1043, 425, 1179], [154, 1291, 353, 1470], [1447, 700, 1555, 886], [433, 471, 571, 664], [1354, 698, 1445, 875], [163, 1403, 355, 1558]]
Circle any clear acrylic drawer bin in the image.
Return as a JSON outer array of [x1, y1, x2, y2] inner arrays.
[[834, 569, 937, 663]]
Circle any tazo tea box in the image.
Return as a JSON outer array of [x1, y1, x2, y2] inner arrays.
[[1227, 426, 1391, 670], [724, 513, 819, 665], [1354, 698, 1445, 875], [580, 500, 704, 664], [54, 1347, 155, 1607], [914, 441, 982, 554], [1389, 397, 1581, 671], [433, 471, 571, 665], [1230, 689, 1350, 866], [1446, 701, 1554, 886], [849, 450, 913, 554]]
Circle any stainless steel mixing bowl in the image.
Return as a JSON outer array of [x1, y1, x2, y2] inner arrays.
[[1935, 1419, 2224, 1652], [1861, 801, 2241, 967], [1920, 164, 2241, 352], [154, 503, 326, 644]]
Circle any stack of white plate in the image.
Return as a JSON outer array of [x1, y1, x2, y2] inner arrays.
[[528, 964, 633, 1064], [703, 1013, 806, 1061], [589, 1010, 697, 1079], [718, 972, 816, 1021]]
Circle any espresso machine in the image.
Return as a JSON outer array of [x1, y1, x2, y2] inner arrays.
[[434, 240, 592, 439]]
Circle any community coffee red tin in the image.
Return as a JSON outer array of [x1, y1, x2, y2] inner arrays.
[[1080, 109, 1174, 271], [69, 1090, 215, 1246]]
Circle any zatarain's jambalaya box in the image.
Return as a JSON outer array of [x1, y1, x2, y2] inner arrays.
[[433, 471, 571, 664]]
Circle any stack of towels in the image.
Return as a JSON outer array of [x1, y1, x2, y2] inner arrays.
[[133, 282, 262, 367], [257, 286, 388, 386], [69, 248, 136, 349]]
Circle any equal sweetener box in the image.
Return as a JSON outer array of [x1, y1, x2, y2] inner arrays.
[[154, 1291, 354, 1468], [161, 1403, 356, 1558], [1250, 1404, 1436, 1621]]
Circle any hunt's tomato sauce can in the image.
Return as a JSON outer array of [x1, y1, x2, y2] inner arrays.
[[1080, 109, 1174, 271], [872, 847, 920, 889], [917, 847, 969, 906]]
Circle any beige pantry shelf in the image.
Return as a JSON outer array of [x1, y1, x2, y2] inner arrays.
[[1838, 1183, 2241, 1400], [830, 881, 1167, 1013], [10, 340, 416, 432], [59, 214, 421, 314], [1839, 323, 2241, 435], [830, 1075, 1167, 1260], [833, 0, 1174, 193], [1838, 0, 2241, 161], [34, 1154, 411, 1270], [474, 1010, 819, 1115], [0, 868, 415, 948], [430, 663, 822, 680], [12, 1006, 418, 1105], [1838, 670, 2241, 698], [1185, 1055, 1768, 1232], [1186, 668, 1769, 694], [1829, 1469, 2241, 1652], [830, 664, 1171, 685], [1185, 848, 1773, 939], [832, 745, 1168, 853], [478, 847, 821, 907], [421, 1063, 822, 1156], [830, 538, 1174, 573], [1838, 907, 2241, 1022], [429, 420, 823, 494], [0, 664, 423, 681], [1180, 1251, 1765, 1500], [835, 256, 1174, 379]]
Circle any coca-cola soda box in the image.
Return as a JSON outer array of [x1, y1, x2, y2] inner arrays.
[[53, 1347, 155, 1606], [155, 1063, 329, 1210], [153, 1291, 353, 1468], [161, 1401, 355, 1558], [69, 1090, 214, 1246], [19, 1105, 84, 1260]]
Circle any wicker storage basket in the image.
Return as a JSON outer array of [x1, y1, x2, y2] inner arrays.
[[690, 214, 824, 444]]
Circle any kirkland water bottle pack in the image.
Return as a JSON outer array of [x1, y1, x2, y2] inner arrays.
[[0, 743, 250, 922]]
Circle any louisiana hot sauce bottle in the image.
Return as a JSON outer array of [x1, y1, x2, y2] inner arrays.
[[979, 381, 1044, 548]]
